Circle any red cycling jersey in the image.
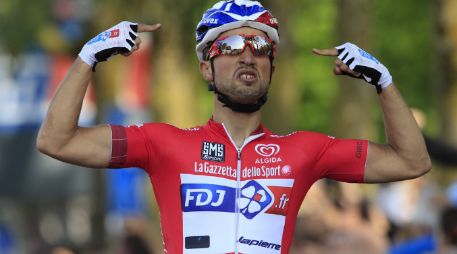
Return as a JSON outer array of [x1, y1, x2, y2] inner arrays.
[[109, 119, 368, 254]]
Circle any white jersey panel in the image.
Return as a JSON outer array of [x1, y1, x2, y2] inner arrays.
[[180, 173, 294, 253]]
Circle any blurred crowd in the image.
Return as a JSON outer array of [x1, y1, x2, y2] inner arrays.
[[290, 178, 457, 254], [47, 217, 156, 254], [290, 109, 457, 254]]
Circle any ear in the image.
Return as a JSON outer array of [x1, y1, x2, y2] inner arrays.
[[199, 61, 213, 82], [271, 63, 276, 74]]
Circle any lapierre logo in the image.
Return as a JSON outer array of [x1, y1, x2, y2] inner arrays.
[[201, 141, 225, 162], [238, 236, 281, 250]]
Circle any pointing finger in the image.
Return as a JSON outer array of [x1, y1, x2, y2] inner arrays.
[[312, 48, 339, 57], [137, 23, 161, 33]]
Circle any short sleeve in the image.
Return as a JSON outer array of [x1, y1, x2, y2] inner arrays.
[[314, 137, 368, 183], [109, 124, 149, 169]]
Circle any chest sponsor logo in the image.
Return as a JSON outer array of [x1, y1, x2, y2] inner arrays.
[[181, 180, 291, 219], [194, 162, 236, 178], [255, 144, 280, 157], [238, 236, 281, 250], [238, 180, 273, 219], [201, 141, 225, 162], [254, 143, 284, 166], [182, 184, 235, 213], [242, 165, 282, 178], [255, 157, 282, 164]]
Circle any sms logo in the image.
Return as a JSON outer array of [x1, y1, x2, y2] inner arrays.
[[181, 184, 235, 212], [239, 181, 272, 219]]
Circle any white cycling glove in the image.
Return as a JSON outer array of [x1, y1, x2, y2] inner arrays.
[[79, 21, 138, 70], [336, 42, 393, 93]]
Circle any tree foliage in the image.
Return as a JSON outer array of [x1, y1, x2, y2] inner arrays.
[[0, 0, 436, 133], [0, 0, 51, 54], [375, 0, 434, 109]]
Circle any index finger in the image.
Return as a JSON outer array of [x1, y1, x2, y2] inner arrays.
[[137, 23, 162, 33], [312, 48, 338, 57]]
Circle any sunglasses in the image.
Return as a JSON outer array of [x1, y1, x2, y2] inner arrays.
[[207, 34, 275, 60]]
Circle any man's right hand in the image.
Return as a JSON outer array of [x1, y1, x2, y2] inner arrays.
[[78, 21, 161, 70], [38, 21, 160, 168]]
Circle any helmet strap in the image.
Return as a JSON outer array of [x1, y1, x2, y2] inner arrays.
[[209, 60, 269, 113]]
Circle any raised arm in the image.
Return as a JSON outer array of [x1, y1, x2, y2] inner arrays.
[[313, 43, 431, 183], [37, 22, 161, 168]]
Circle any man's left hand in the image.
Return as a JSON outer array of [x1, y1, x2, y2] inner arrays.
[[313, 42, 392, 93]]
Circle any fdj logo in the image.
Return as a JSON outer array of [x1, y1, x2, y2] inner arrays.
[[181, 181, 275, 219], [239, 181, 272, 219], [201, 141, 225, 162], [181, 184, 235, 212]]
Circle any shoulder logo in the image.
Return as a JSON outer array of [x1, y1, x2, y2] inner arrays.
[[201, 141, 225, 162], [255, 144, 280, 157]]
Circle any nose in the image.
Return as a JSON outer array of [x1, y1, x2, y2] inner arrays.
[[239, 45, 256, 65]]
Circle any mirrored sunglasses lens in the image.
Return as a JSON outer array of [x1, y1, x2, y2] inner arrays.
[[250, 36, 272, 56], [218, 35, 245, 55]]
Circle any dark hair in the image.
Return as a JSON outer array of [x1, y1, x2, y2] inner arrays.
[[202, 46, 211, 61]]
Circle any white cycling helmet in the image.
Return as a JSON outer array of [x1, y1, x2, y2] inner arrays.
[[195, 0, 280, 61]]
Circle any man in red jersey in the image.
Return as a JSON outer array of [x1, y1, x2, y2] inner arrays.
[[37, 1, 431, 253]]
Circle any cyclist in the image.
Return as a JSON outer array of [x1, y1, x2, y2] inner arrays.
[[37, 0, 431, 253]]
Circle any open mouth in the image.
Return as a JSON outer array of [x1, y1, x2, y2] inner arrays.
[[236, 68, 258, 83]]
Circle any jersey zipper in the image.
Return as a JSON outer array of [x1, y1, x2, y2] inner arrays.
[[234, 149, 241, 254], [221, 124, 264, 254]]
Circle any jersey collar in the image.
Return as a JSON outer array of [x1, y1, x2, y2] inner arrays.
[[205, 118, 270, 137]]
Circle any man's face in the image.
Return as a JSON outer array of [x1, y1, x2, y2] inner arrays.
[[209, 27, 274, 104]]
